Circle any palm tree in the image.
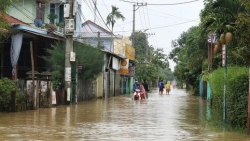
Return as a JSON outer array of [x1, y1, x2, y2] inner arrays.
[[106, 5, 125, 32]]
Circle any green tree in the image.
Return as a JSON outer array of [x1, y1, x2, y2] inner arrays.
[[169, 26, 206, 91], [200, 0, 250, 66], [131, 31, 172, 85], [0, 0, 17, 35], [42, 42, 65, 90], [106, 5, 125, 32], [42, 41, 104, 90], [74, 42, 104, 80]]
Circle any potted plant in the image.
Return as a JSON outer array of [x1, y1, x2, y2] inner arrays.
[[47, 13, 58, 24], [46, 13, 58, 31], [56, 22, 64, 32]]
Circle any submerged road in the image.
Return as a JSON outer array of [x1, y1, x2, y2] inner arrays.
[[0, 88, 249, 141]]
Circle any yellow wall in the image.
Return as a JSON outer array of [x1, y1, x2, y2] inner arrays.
[[125, 44, 135, 61], [114, 37, 132, 56]]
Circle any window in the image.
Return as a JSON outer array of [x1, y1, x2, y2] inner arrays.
[[59, 4, 64, 24], [50, 4, 56, 14]]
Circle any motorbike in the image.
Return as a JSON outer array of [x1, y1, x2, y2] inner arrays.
[[133, 89, 140, 100]]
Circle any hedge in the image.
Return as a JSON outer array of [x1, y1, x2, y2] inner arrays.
[[209, 66, 248, 130]]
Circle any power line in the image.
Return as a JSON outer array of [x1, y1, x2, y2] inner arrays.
[[119, 0, 200, 5], [92, 19, 198, 33], [79, 2, 125, 53]]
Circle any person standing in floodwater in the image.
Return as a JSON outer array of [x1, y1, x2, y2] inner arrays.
[[158, 79, 164, 94], [142, 79, 149, 99], [165, 81, 171, 95]]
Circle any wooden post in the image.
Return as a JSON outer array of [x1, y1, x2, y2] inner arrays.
[[30, 41, 38, 109]]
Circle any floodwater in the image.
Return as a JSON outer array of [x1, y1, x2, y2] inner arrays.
[[0, 88, 249, 141]]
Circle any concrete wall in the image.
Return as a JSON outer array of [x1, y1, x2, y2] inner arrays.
[[96, 74, 103, 98]]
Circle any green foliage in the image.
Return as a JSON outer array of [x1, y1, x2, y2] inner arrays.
[[0, 0, 17, 37], [0, 78, 25, 112], [52, 79, 62, 91], [106, 5, 125, 32], [0, 78, 15, 108], [42, 41, 104, 88], [209, 66, 248, 130], [47, 13, 58, 24], [42, 41, 65, 91], [169, 0, 250, 131], [170, 26, 204, 92], [131, 31, 172, 84], [74, 42, 104, 80]]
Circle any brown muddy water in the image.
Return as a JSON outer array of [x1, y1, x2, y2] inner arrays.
[[0, 88, 249, 141]]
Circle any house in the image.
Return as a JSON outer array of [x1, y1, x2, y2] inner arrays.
[[114, 37, 135, 94], [81, 20, 125, 98], [0, 0, 84, 107], [8, 0, 83, 35]]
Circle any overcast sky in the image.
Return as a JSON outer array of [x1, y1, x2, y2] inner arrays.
[[81, 0, 205, 71]]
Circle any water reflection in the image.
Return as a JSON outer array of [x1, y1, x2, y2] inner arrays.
[[0, 88, 249, 140]]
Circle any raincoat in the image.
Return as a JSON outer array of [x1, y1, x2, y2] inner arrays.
[[165, 81, 171, 91]]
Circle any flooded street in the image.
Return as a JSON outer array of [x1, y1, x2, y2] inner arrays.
[[0, 88, 249, 141]]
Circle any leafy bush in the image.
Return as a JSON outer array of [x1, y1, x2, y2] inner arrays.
[[209, 66, 248, 130], [0, 78, 25, 112], [0, 78, 15, 110]]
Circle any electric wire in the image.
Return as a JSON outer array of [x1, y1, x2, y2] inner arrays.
[[11, 4, 34, 23], [81, 0, 119, 51], [146, 7, 200, 22], [119, 0, 200, 5], [95, 0, 130, 53], [78, 4, 122, 52]]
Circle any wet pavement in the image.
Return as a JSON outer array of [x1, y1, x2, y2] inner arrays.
[[0, 88, 250, 141]]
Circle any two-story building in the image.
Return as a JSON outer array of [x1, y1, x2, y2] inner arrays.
[[0, 0, 84, 106]]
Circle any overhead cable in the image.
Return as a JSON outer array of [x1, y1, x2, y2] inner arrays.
[[120, 0, 200, 5]]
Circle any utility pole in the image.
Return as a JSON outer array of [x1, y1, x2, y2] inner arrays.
[[132, 3, 147, 47], [145, 32, 155, 62], [65, 0, 74, 104]]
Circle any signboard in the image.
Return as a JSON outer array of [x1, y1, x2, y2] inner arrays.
[[120, 59, 129, 75], [112, 57, 120, 70], [207, 32, 216, 43], [222, 45, 226, 67], [65, 67, 71, 81]]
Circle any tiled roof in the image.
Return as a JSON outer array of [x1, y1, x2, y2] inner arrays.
[[0, 11, 29, 25]]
